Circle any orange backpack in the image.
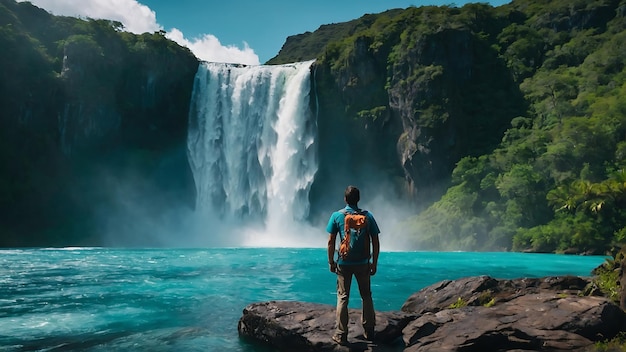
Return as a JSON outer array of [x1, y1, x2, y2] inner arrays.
[[338, 209, 370, 261]]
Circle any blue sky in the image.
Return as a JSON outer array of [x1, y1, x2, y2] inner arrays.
[[19, 0, 512, 65]]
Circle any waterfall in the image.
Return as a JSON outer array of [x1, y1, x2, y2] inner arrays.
[[187, 60, 319, 247]]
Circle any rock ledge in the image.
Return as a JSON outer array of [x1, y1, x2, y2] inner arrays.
[[238, 275, 626, 351]]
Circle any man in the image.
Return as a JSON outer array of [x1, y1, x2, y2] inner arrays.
[[326, 185, 380, 345]]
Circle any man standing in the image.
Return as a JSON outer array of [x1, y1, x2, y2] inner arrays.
[[326, 185, 380, 345]]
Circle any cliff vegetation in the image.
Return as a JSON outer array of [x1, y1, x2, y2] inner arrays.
[[0, 0, 199, 246]]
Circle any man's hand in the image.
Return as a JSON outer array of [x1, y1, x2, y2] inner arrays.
[[369, 262, 377, 276], [328, 233, 337, 273]]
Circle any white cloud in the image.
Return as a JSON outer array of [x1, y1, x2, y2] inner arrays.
[[17, 0, 161, 33], [17, 0, 260, 65], [166, 29, 259, 65]]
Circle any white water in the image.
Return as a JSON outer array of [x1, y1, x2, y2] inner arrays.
[[187, 61, 319, 247]]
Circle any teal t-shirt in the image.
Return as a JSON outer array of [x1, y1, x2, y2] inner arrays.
[[326, 205, 380, 265]]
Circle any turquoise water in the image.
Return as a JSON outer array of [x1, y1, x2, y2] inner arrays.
[[0, 248, 608, 351]]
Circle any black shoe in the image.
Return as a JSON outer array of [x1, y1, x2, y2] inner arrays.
[[364, 330, 376, 341], [332, 334, 348, 345]]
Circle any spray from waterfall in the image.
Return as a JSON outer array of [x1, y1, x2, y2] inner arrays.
[[187, 60, 320, 247]]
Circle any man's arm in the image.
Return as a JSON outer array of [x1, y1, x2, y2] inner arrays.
[[327, 233, 337, 273], [370, 234, 380, 276]]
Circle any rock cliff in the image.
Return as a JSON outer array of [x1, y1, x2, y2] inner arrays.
[[302, 5, 528, 218]]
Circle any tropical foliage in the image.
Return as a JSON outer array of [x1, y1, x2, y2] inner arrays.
[[401, 0, 626, 253]]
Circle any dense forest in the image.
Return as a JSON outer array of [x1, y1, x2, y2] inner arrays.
[[409, 0, 626, 254], [270, 0, 626, 254], [0, 0, 198, 246]]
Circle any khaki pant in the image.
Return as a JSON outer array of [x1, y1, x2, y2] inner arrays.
[[335, 263, 375, 337]]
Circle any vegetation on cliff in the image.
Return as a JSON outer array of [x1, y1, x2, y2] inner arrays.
[[0, 0, 198, 246], [273, 0, 626, 253], [412, 0, 626, 254]]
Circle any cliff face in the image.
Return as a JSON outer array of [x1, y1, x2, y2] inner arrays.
[[386, 28, 524, 198], [0, 0, 199, 246], [305, 6, 526, 216]]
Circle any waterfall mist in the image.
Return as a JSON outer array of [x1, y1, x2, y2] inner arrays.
[[186, 60, 321, 247]]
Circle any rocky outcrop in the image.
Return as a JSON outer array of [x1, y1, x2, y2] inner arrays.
[[307, 14, 527, 212], [238, 301, 414, 352], [403, 294, 623, 351], [400, 275, 593, 313], [238, 276, 626, 351]]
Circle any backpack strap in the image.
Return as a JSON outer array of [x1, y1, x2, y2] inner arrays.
[[339, 208, 367, 216]]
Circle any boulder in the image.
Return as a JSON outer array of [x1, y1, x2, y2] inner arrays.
[[238, 276, 626, 351], [403, 293, 624, 351], [401, 275, 593, 313], [238, 300, 414, 351]]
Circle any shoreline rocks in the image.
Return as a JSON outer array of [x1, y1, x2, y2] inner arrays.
[[238, 275, 626, 351]]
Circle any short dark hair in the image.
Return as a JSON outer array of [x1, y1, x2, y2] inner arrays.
[[344, 185, 360, 205]]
